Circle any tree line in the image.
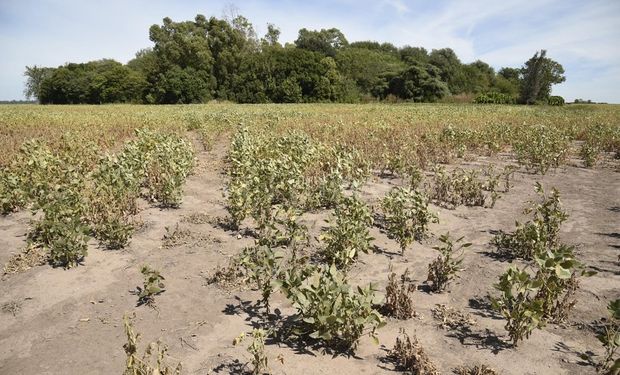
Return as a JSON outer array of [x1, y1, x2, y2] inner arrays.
[[24, 14, 565, 105]]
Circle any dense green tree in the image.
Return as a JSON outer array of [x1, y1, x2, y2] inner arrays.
[[151, 66, 211, 104], [461, 60, 495, 93], [232, 46, 356, 103], [294, 28, 348, 57], [349, 41, 399, 56], [385, 62, 449, 102], [399, 46, 429, 64], [25, 14, 566, 105], [492, 67, 521, 96], [147, 15, 215, 102], [336, 47, 404, 96], [38, 60, 146, 104], [519, 50, 565, 104], [428, 48, 469, 94]]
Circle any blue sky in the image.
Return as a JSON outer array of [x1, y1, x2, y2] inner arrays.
[[1, 0, 619, 102]]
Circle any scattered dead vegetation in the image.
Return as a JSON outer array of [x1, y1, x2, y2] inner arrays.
[[1, 300, 22, 316], [453, 364, 499, 375], [384, 268, 417, 319], [161, 224, 216, 248], [431, 304, 477, 330], [123, 313, 182, 375], [181, 212, 211, 225], [3, 245, 48, 275], [204, 258, 247, 290], [389, 329, 439, 375]]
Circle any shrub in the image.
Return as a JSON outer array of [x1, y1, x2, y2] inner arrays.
[[28, 187, 88, 269], [0, 169, 25, 215], [238, 245, 285, 312], [427, 233, 470, 292], [128, 129, 195, 208], [492, 267, 546, 346], [123, 313, 181, 375], [381, 187, 437, 254], [548, 95, 565, 106], [389, 329, 439, 375], [533, 244, 591, 322], [277, 264, 385, 351], [492, 243, 590, 345], [580, 140, 600, 168], [384, 268, 416, 319], [493, 183, 567, 260], [226, 129, 317, 229], [320, 195, 373, 269], [473, 92, 517, 104]]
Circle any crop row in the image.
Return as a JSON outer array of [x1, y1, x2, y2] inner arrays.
[[1, 129, 194, 268]]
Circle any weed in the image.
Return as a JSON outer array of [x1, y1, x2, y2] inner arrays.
[[1, 300, 22, 317], [161, 224, 213, 249], [181, 212, 211, 224], [233, 328, 270, 375], [137, 265, 166, 307], [205, 257, 247, 290], [596, 299, 620, 373], [3, 244, 48, 274]]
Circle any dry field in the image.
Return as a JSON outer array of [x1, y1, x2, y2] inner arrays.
[[0, 103, 619, 375]]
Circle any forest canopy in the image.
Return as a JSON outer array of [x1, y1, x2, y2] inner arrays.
[[25, 14, 565, 105]]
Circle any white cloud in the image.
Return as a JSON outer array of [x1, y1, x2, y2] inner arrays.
[[380, 0, 409, 14]]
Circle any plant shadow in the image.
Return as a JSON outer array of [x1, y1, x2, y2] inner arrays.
[[222, 296, 363, 359], [468, 296, 503, 320], [551, 341, 598, 368], [445, 325, 512, 354], [376, 345, 402, 372]]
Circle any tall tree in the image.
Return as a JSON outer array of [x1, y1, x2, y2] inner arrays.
[[428, 48, 465, 94], [262, 23, 281, 47], [519, 50, 565, 104], [148, 15, 215, 103], [23, 65, 54, 102]]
